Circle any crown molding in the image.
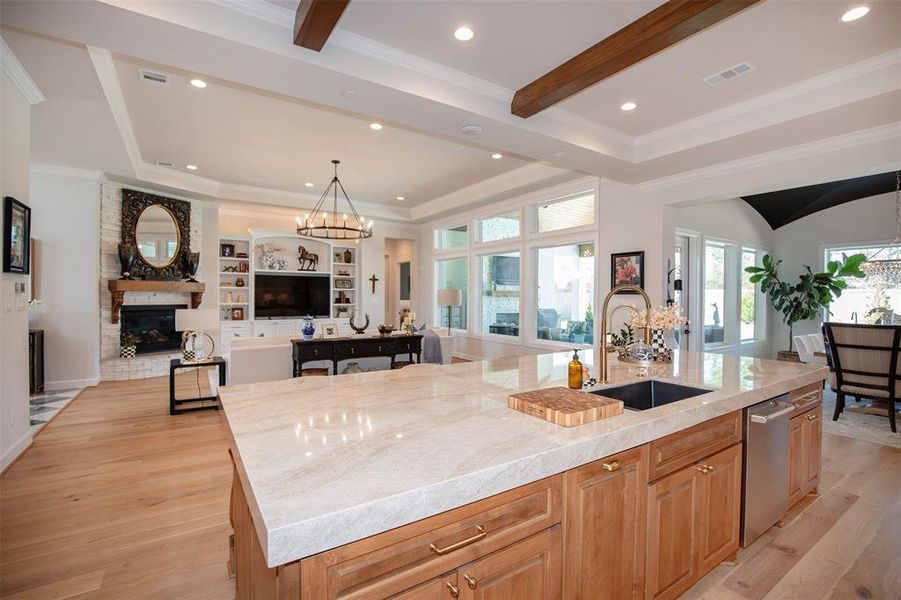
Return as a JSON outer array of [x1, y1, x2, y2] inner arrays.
[[208, 0, 290, 27], [0, 34, 44, 105], [410, 162, 577, 222], [637, 122, 901, 193], [30, 163, 103, 180], [634, 49, 901, 161]]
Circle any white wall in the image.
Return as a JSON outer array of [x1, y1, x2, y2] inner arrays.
[[28, 168, 101, 389], [771, 192, 897, 350], [0, 65, 36, 471]]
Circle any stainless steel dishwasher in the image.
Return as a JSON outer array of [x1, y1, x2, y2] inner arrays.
[[741, 395, 794, 547]]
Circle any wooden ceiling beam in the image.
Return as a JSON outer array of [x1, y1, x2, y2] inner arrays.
[[293, 0, 351, 52], [511, 0, 764, 119]]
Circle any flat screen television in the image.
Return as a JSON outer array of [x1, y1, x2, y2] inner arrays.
[[491, 255, 520, 286], [254, 273, 330, 319]]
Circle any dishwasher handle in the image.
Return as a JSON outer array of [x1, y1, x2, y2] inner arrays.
[[749, 405, 794, 424]]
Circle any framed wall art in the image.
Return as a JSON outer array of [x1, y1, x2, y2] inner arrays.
[[3, 196, 31, 274], [611, 251, 644, 291]]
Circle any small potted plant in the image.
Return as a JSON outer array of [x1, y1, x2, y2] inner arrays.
[[570, 321, 586, 344], [120, 332, 139, 358]]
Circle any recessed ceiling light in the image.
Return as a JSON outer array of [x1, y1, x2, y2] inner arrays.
[[840, 6, 869, 21], [396, 196, 405, 201], [491, 153, 503, 159], [454, 26, 474, 41], [186, 164, 198, 170], [369, 122, 383, 130], [620, 101, 637, 111], [304, 182, 314, 187], [189, 79, 207, 89]]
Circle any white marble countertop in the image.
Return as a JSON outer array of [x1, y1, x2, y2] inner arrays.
[[218, 350, 827, 567]]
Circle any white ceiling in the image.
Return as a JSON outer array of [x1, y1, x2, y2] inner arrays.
[[2, 0, 899, 221], [114, 54, 529, 207]]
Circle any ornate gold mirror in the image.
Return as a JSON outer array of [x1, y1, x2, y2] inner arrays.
[[135, 205, 181, 268]]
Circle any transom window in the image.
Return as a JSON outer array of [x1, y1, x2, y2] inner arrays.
[[533, 192, 594, 233], [478, 210, 520, 243], [435, 225, 468, 250]]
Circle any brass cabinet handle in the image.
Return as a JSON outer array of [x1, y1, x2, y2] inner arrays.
[[445, 582, 459, 598], [601, 460, 621, 472], [463, 574, 478, 590], [806, 414, 818, 421], [705, 464, 715, 473], [694, 465, 710, 474], [429, 525, 487, 555]]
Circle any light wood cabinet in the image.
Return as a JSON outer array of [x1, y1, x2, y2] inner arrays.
[[457, 526, 562, 600], [563, 446, 648, 600], [391, 574, 457, 600], [646, 444, 742, 600], [788, 403, 822, 508]]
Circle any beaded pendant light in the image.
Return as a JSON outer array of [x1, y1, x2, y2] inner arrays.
[[860, 171, 901, 284], [296, 160, 372, 240]]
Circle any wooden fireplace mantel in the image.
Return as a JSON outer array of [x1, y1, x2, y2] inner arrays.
[[107, 279, 205, 324]]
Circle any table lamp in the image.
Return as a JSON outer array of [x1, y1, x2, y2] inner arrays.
[[437, 288, 462, 336], [175, 308, 220, 362]]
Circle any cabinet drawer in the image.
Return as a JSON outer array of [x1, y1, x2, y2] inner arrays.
[[789, 383, 823, 418], [648, 411, 742, 482], [300, 475, 563, 599], [294, 343, 333, 362]]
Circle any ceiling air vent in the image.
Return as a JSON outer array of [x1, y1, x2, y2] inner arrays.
[[703, 62, 753, 86], [155, 160, 175, 168], [139, 69, 169, 86]]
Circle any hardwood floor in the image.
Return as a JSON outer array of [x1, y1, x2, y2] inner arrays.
[[1, 375, 898, 599]]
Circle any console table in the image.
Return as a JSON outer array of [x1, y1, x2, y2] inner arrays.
[[292, 334, 422, 376]]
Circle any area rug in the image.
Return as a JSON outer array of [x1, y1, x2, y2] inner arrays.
[[822, 387, 900, 448]]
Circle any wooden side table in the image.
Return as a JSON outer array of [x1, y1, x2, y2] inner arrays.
[[169, 356, 226, 415]]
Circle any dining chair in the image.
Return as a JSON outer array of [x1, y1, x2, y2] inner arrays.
[[822, 322, 900, 433]]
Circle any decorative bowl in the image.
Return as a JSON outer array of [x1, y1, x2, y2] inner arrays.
[[377, 324, 395, 336]]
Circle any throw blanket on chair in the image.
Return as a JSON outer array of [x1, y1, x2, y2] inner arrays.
[[421, 328, 443, 364]]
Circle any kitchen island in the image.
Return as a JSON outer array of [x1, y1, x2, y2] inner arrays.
[[219, 350, 827, 599]]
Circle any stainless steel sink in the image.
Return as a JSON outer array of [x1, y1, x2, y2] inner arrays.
[[589, 380, 712, 411]]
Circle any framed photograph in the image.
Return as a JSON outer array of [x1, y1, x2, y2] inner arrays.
[[220, 243, 235, 257], [3, 197, 31, 274], [230, 307, 244, 321], [322, 322, 339, 339], [334, 278, 353, 289], [611, 251, 644, 291]]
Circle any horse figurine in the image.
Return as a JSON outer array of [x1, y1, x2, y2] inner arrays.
[[297, 245, 319, 271]]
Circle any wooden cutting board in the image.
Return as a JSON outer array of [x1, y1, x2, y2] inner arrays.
[[508, 387, 624, 427]]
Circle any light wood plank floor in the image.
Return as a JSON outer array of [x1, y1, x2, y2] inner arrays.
[[2, 375, 899, 599]]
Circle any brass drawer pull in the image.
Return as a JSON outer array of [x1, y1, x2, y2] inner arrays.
[[694, 465, 710, 474], [445, 582, 459, 598], [463, 574, 478, 590], [806, 414, 818, 421], [601, 460, 621, 472], [429, 525, 487, 555]]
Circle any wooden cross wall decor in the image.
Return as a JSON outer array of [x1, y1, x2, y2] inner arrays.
[[369, 274, 379, 294]]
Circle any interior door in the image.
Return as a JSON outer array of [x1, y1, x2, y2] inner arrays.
[[458, 527, 562, 600]]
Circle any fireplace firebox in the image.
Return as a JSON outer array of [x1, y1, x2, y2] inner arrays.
[[120, 304, 187, 355]]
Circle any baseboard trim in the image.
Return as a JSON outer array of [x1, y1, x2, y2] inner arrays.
[[44, 378, 100, 392], [0, 430, 34, 475]]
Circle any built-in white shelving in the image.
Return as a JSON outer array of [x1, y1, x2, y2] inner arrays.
[[218, 236, 251, 323]]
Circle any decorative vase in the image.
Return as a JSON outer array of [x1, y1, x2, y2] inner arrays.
[[235, 277, 246, 288], [260, 252, 275, 269], [183, 251, 200, 282], [117, 243, 136, 280], [344, 249, 353, 263], [302, 316, 316, 341], [651, 328, 666, 357], [120, 345, 136, 359]]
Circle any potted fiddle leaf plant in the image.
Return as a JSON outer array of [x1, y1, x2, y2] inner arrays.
[[745, 253, 866, 360]]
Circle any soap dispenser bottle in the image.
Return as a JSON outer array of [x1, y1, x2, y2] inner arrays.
[[568, 349, 583, 390]]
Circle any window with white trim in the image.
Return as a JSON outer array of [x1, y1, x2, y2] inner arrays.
[[533, 192, 594, 233], [480, 251, 520, 337], [478, 210, 520, 243], [435, 257, 468, 330], [435, 224, 468, 250], [534, 243, 594, 346]]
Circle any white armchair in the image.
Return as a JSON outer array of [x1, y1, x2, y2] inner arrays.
[[794, 333, 827, 365]]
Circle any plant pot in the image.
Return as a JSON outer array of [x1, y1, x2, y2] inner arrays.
[[777, 350, 800, 363], [120, 346, 136, 359], [571, 334, 585, 344]]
